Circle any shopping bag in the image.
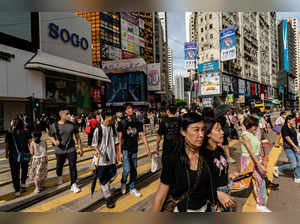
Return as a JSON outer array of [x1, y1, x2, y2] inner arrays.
[[151, 154, 160, 173], [84, 125, 91, 134]]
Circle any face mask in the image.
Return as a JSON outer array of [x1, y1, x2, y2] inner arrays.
[[256, 116, 261, 120], [66, 114, 71, 121]]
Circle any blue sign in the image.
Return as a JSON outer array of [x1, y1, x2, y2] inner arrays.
[[184, 42, 198, 69], [220, 26, 236, 61], [198, 60, 219, 73], [282, 20, 289, 72], [48, 23, 89, 50]]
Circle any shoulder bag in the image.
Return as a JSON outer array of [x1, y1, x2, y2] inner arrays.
[[162, 154, 204, 212], [12, 135, 31, 163]]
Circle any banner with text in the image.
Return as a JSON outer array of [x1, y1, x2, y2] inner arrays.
[[220, 26, 236, 62]]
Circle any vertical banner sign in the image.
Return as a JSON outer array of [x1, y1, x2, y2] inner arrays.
[[283, 20, 289, 72], [147, 63, 161, 91], [238, 79, 246, 96], [220, 26, 236, 62], [184, 42, 198, 69]]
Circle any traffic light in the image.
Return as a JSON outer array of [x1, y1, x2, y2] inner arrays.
[[34, 99, 40, 108]]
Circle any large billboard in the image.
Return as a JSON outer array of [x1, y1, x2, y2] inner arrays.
[[184, 42, 198, 69], [283, 20, 290, 72], [101, 44, 122, 60], [200, 72, 222, 96], [198, 60, 219, 73], [106, 72, 147, 105], [220, 26, 236, 62], [147, 63, 161, 91]]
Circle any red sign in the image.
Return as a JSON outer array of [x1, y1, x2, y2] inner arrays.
[[122, 50, 135, 59], [251, 82, 255, 96]]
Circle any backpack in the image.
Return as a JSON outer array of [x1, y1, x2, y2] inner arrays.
[[164, 117, 181, 141]]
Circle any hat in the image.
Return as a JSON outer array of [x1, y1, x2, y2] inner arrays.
[[214, 104, 232, 119]]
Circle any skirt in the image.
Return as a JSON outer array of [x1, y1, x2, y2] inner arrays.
[[29, 156, 48, 183], [272, 125, 282, 134]]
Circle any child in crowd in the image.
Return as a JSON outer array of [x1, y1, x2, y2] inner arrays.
[[29, 130, 48, 193]]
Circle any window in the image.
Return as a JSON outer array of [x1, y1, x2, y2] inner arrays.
[[209, 24, 213, 29], [205, 15, 207, 20], [201, 37, 204, 42], [210, 34, 213, 39], [201, 18, 203, 22], [205, 25, 207, 30], [201, 28, 203, 32], [209, 14, 212, 19], [209, 44, 212, 48]]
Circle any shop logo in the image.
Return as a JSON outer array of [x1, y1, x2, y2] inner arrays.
[[48, 23, 89, 50]]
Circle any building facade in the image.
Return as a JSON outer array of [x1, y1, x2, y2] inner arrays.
[[188, 12, 279, 105], [168, 47, 174, 90], [175, 75, 185, 100]]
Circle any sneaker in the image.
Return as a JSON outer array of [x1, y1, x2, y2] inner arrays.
[[105, 197, 115, 209], [34, 188, 40, 194], [228, 157, 236, 163], [273, 166, 284, 178], [70, 183, 81, 193], [20, 183, 26, 189], [130, 188, 142, 197], [15, 192, 21, 197], [294, 178, 300, 183], [121, 183, 126, 195], [57, 176, 63, 185], [256, 205, 272, 212]]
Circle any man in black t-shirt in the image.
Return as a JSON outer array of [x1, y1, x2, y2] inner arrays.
[[156, 105, 180, 163], [117, 103, 153, 197]]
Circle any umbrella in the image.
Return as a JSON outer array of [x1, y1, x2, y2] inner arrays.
[[91, 153, 100, 198], [214, 104, 232, 119]]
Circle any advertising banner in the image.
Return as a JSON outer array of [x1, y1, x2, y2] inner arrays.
[[139, 37, 145, 47], [222, 74, 232, 92], [202, 97, 213, 108], [128, 42, 135, 53], [134, 44, 140, 55], [121, 38, 128, 51], [120, 12, 139, 25], [246, 81, 251, 96], [101, 44, 122, 60], [121, 19, 128, 40], [122, 50, 135, 59], [220, 26, 236, 62], [282, 20, 290, 72], [134, 25, 139, 36], [102, 58, 147, 74], [184, 42, 198, 69], [198, 60, 219, 73], [200, 72, 222, 96], [238, 79, 246, 96], [147, 63, 161, 91], [226, 94, 234, 103], [288, 76, 295, 94], [128, 33, 134, 42]]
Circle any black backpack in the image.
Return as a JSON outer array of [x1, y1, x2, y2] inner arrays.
[[164, 117, 181, 141]]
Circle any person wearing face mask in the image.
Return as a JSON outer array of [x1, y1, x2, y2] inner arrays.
[[48, 108, 83, 193], [151, 113, 219, 212], [231, 116, 271, 212]]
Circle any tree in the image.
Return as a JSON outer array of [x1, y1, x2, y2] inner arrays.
[[175, 99, 187, 107]]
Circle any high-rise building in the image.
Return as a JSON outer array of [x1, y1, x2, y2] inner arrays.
[[297, 31, 300, 90], [175, 75, 185, 100], [168, 48, 174, 90], [188, 12, 279, 104], [278, 19, 297, 107]]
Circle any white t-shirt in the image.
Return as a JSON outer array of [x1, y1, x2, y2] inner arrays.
[[275, 116, 285, 126], [297, 132, 300, 148], [92, 125, 118, 166], [32, 141, 47, 158]]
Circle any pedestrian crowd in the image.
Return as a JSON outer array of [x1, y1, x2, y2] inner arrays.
[[4, 104, 300, 212]]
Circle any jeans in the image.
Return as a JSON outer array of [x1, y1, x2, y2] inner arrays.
[[9, 155, 28, 192], [56, 151, 78, 185], [121, 150, 137, 190], [278, 148, 300, 179]]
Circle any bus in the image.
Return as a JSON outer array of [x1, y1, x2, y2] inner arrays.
[[254, 99, 272, 112]]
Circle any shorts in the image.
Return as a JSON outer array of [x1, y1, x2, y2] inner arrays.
[[97, 164, 117, 186]]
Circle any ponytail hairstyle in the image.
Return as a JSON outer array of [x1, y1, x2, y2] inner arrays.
[[33, 130, 42, 144]]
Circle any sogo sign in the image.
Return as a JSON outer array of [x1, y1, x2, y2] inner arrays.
[[48, 23, 89, 50]]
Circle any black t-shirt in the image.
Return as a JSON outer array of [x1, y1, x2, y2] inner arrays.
[[117, 117, 143, 153], [5, 132, 32, 158], [201, 146, 229, 188], [157, 117, 181, 157], [161, 152, 218, 210], [281, 125, 298, 149]]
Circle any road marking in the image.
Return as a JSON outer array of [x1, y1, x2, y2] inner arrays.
[[99, 178, 159, 212], [0, 146, 160, 205], [242, 145, 283, 212], [23, 162, 153, 212]]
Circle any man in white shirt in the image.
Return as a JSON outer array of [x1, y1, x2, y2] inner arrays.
[[92, 108, 119, 209]]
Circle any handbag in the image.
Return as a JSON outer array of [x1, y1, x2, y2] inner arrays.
[[84, 125, 91, 134], [161, 155, 204, 212], [12, 135, 32, 163]]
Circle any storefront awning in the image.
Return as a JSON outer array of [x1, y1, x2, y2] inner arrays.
[[25, 51, 111, 83]]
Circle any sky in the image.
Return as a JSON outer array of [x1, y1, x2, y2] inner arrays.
[[167, 12, 300, 81]]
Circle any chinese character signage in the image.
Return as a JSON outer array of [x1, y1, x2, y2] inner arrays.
[[198, 60, 219, 73], [220, 26, 236, 62], [200, 72, 222, 96], [147, 63, 161, 91]]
